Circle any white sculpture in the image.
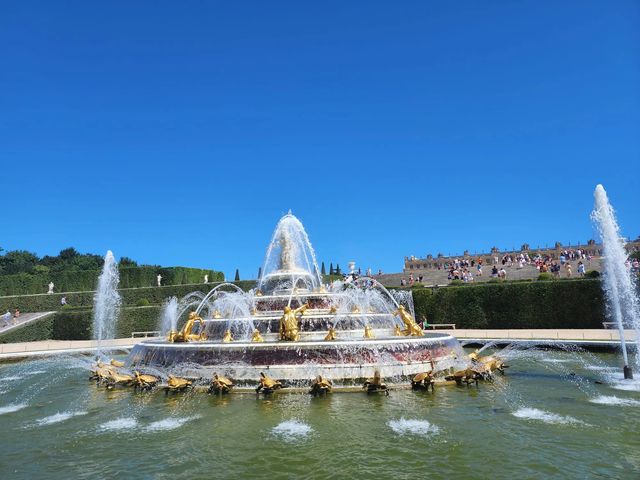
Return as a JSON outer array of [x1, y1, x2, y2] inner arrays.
[[157, 274, 162, 287], [48, 282, 54, 294], [204, 274, 209, 284]]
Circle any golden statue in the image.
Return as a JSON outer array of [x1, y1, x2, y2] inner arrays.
[[222, 330, 234, 343], [329, 305, 337, 314], [364, 325, 375, 339], [110, 359, 125, 368], [279, 303, 309, 341], [251, 329, 264, 342], [214, 310, 222, 319], [250, 308, 257, 315], [255, 290, 263, 297], [309, 375, 332, 395], [393, 325, 402, 336], [393, 305, 423, 336], [168, 312, 207, 342], [324, 327, 337, 341], [256, 372, 283, 394], [209, 374, 234, 394], [351, 306, 361, 313]]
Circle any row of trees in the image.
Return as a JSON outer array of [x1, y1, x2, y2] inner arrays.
[[0, 247, 140, 276]]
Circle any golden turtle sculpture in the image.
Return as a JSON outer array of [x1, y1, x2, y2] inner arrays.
[[446, 368, 482, 387], [133, 371, 160, 391], [411, 371, 435, 392], [309, 375, 333, 396], [104, 370, 135, 389], [164, 375, 193, 394], [362, 370, 388, 395], [209, 374, 234, 394], [468, 351, 508, 378], [256, 372, 283, 394]]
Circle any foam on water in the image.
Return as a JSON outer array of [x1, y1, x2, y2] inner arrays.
[[0, 376, 24, 382], [610, 381, 640, 392], [145, 416, 200, 432], [512, 408, 584, 425], [0, 403, 28, 415], [99, 418, 138, 431], [35, 411, 88, 426], [271, 420, 313, 442], [388, 418, 440, 438], [590, 395, 640, 407]]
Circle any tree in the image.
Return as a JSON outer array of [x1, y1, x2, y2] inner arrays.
[[0, 250, 40, 274], [329, 263, 334, 275], [257, 267, 262, 279], [59, 247, 79, 261], [119, 256, 138, 267], [336, 264, 341, 275], [321, 262, 326, 275], [234, 269, 240, 281]]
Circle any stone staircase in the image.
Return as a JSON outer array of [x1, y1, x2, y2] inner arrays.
[[376, 258, 602, 287]]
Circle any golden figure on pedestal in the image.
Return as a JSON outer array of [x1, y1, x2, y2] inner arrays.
[[279, 303, 309, 341], [324, 327, 337, 341], [222, 330, 234, 343], [393, 305, 424, 336], [168, 312, 207, 342], [251, 329, 264, 342], [364, 325, 375, 339]]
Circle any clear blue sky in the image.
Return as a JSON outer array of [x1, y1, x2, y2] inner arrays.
[[1, 1, 639, 279]]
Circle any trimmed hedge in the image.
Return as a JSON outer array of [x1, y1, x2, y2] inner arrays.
[[0, 315, 55, 343], [0, 266, 224, 296], [0, 281, 258, 314], [0, 306, 163, 343], [411, 278, 606, 329]]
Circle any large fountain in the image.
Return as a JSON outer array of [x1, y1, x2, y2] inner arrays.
[[126, 212, 461, 388]]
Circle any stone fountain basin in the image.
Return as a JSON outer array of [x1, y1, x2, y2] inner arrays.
[[127, 331, 459, 382]]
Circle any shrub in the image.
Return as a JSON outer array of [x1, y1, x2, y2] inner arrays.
[[537, 272, 554, 281], [135, 298, 151, 307], [585, 270, 600, 278]]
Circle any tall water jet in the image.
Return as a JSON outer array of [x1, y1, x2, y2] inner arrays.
[[592, 184, 639, 379], [159, 296, 178, 335], [258, 211, 322, 294], [93, 251, 121, 358]]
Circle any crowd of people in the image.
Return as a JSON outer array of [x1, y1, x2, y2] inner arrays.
[[397, 247, 637, 286]]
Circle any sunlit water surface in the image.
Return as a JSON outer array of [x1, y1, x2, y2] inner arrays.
[[0, 350, 639, 479]]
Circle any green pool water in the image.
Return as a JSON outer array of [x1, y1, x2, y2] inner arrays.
[[0, 349, 639, 479]]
